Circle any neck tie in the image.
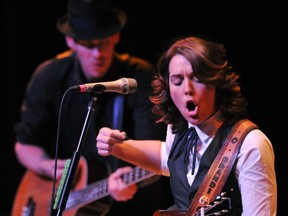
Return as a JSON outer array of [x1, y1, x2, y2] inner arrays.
[[184, 127, 198, 175]]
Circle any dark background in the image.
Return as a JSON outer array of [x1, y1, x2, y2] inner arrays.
[[1, 1, 287, 215]]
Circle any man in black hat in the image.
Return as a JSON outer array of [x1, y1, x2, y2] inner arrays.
[[13, 0, 170, 215]]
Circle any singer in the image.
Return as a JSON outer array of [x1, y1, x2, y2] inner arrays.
[[13, 0, 169, 216]]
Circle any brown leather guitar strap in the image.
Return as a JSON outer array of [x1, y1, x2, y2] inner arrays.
[[186, 119, 258, 216]]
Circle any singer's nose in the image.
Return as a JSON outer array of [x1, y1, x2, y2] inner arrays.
[[91, 47, 101, 55]]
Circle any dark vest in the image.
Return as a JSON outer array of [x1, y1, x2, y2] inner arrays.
[[168, 122, 242, 215]]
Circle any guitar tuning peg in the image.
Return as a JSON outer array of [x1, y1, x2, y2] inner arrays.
[[220, 191, 226, 196]]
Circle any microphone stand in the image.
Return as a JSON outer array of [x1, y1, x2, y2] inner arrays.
[[52, 88, 104, 216]]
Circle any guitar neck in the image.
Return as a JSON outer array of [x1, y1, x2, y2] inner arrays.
[[65, 166, 156, 210]]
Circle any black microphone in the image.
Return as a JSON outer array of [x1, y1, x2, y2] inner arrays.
[[69, 78, 138, 94]]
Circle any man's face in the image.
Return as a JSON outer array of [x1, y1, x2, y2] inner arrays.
[[66, 33, 120, 80]]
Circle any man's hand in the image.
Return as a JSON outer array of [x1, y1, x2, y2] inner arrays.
[[108, 166, 137, 201], [39, 159, 67, 179]]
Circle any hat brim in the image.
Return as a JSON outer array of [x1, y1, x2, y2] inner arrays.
[[57, 8, 127, 40]]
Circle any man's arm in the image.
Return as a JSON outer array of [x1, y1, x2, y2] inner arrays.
[[14, 141, 66, 179]]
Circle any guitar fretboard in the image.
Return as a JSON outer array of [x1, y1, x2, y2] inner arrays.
[[65, 166, 156, 210]]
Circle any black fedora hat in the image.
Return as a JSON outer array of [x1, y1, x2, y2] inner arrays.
[[57, 0, 127, 40]]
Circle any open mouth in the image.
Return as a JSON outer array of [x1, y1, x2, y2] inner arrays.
[[187, 101, 196, 111]]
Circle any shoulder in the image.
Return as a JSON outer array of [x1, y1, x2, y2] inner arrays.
[[32, 50, 75, 80], [115, 53, 156, 91], [115, 53, 154, 74], [233, 118, 274, 154], [36, 50, 74, 70], [239, 127, 275, 166], [242, 129, 273, 152], [117, 53, 152, 66], [26, 50, 77, 94], [55, 49, 74, 59]]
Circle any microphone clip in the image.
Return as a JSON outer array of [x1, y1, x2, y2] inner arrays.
[[91, 84, 106, 94]]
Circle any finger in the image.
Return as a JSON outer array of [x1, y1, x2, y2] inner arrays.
[[98, 149, 111, 156], [55, 159, 67, 168], [99, 127, 127, 142], [112, 166, 133, 178], [97, 142, 112, 150], [115, 185, 137, 201], [125, 184, 137, 195]]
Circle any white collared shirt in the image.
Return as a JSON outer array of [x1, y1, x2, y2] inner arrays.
[[159, 114, 277, 216]]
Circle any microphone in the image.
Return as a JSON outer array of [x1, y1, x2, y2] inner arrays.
[[69, 78, 138, 94]]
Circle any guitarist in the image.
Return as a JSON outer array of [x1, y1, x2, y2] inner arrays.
[[96, 36, 277, 215], [13, 0, 168, 215]]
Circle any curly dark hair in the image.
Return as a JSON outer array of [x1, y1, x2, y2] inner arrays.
[[150, 36, 247, 134]]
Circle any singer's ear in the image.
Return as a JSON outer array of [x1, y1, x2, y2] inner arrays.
[[65, 36, 76, 49], [111, 32, 120, 46]]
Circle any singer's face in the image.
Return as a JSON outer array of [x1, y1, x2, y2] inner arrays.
[[66, 33, 120, 80], [169, 54, 216, 126]]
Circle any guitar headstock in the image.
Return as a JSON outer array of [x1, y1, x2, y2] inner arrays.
[[196, 192, 231, 216]]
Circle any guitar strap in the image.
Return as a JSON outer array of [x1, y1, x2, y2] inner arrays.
[[113, 94, 124, 130], [186, 119, 258, 216], [106, 94, 125, 172]]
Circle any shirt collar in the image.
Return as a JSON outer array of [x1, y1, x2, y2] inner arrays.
[[188, 111, 224, 144]]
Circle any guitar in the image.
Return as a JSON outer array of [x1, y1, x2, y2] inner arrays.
[[12, 157, 157, 216], [153, 192, 231, 216]]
